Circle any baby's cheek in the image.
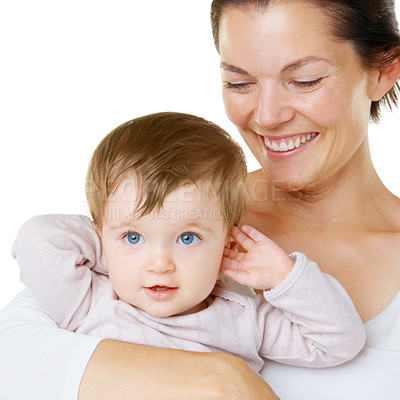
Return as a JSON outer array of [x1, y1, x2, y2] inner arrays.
[[108, 258, 131, 289]]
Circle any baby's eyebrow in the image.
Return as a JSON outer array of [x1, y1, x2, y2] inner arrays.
[[108, 219, 137, 230], [183, 221, 216, 233]]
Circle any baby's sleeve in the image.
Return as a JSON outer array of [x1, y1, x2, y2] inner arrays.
[[11, 214, 104, 329], [0, 289, 102, 400], [256, 252, 366, 368]]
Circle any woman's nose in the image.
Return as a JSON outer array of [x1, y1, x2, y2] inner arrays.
[[254, 86, 295, 129]]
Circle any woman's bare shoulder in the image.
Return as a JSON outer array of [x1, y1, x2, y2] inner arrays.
[[246, 169, 270, 206], [374, 190, 400, 231], [242, 169, 275, 228]]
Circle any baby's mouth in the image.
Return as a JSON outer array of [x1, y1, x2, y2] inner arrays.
[[263, 132, 319, 152], [147, 285, 176, 291], [143, 285, 179, 300]]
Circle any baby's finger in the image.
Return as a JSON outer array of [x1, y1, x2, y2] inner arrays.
[[240, 225, 270, 243], [221, 254, 250, 271], [221, 256, 241, 270], [223, 247, 243, 260], [231, 226, 255, 251], [223, 268, 251, 286], [223, 247, 237, 258]]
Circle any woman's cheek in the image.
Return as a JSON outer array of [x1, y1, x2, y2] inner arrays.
[[223, 92, 250, 128], [302, 89, 341, 129]]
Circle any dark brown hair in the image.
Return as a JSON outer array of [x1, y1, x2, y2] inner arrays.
[[86, 112, 247, 229], [211, 0, 400, 121]]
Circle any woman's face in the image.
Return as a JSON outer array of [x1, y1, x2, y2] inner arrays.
[[218, 2, 378, 192]]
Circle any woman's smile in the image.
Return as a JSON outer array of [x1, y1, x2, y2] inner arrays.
[[262, 132, 319, 152]]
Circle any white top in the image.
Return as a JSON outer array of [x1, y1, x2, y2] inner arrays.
[[260, 290, 400, 399], [1, 289, 398, 399], [0, 289, 102, 400]]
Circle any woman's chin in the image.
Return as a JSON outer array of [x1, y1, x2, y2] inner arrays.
[[266, 174, 320, 200]]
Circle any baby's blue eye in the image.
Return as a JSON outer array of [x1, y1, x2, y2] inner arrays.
[[125, 233, 143, 245], [178, 233, 200, 246]]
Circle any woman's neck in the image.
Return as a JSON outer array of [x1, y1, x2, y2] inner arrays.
[[250, 148, 393, 232]]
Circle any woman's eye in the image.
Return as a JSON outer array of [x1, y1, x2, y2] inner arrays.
[[291, 78, 323, 89], [223, 81, 251, 91], [178, 233, 200, 246], [125, 233, 143, 245]]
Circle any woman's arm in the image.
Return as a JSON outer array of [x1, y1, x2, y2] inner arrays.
[[79, 340, 279, 400], [0, 291, 278, 400], [0, 289, 102, 400]]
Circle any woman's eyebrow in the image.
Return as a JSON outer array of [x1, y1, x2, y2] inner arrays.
[[221, 56, 330, 75], [220, 62, 249, 75], [281, 56, 330, 72]]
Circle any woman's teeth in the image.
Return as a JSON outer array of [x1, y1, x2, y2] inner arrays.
[[264, 132, 317, 152]]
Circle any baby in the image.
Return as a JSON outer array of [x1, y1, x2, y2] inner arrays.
[[12, 112, 365, 372]]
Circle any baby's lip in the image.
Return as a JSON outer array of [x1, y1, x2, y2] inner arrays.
[[145, 285, 178, 291], [143, 286, 179, 300]]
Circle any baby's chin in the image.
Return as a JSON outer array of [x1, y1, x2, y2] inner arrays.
[[172, 300, 208, 317], [139, 299, 209, 319]]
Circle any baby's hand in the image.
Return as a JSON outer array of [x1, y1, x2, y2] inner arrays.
[[222, 225, 294, 291]]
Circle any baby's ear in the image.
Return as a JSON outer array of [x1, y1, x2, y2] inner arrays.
[[217, 265, 224, 280], [225, 236, 238, 251], [218, 235, 234, 281]]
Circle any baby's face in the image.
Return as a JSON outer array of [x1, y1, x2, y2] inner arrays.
[[100, 179, 229, 318]]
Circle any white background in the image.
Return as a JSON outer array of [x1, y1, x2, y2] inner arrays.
[[1, 1, 399, 308]]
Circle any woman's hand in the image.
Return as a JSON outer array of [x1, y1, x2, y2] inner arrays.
[[222, 225, 294, 291], [79, 340, 279, 400]]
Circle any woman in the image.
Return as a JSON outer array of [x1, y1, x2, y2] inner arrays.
[[1, 0, 399, 399], [211, 0, 400, 398]]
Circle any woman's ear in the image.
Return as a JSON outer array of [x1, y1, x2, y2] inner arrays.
[[369, 56, 400, 101]]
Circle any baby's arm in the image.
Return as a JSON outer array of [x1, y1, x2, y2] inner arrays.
[[11, 214, 104, 329], [222, 225, 366, 367]]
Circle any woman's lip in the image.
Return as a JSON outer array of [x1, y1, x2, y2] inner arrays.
[[262, 132, 319, 150], [259, 132, 320, 160], [143, 286, 179, 300]]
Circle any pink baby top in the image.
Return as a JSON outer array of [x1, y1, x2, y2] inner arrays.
[[12, 214, 365, 372]]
